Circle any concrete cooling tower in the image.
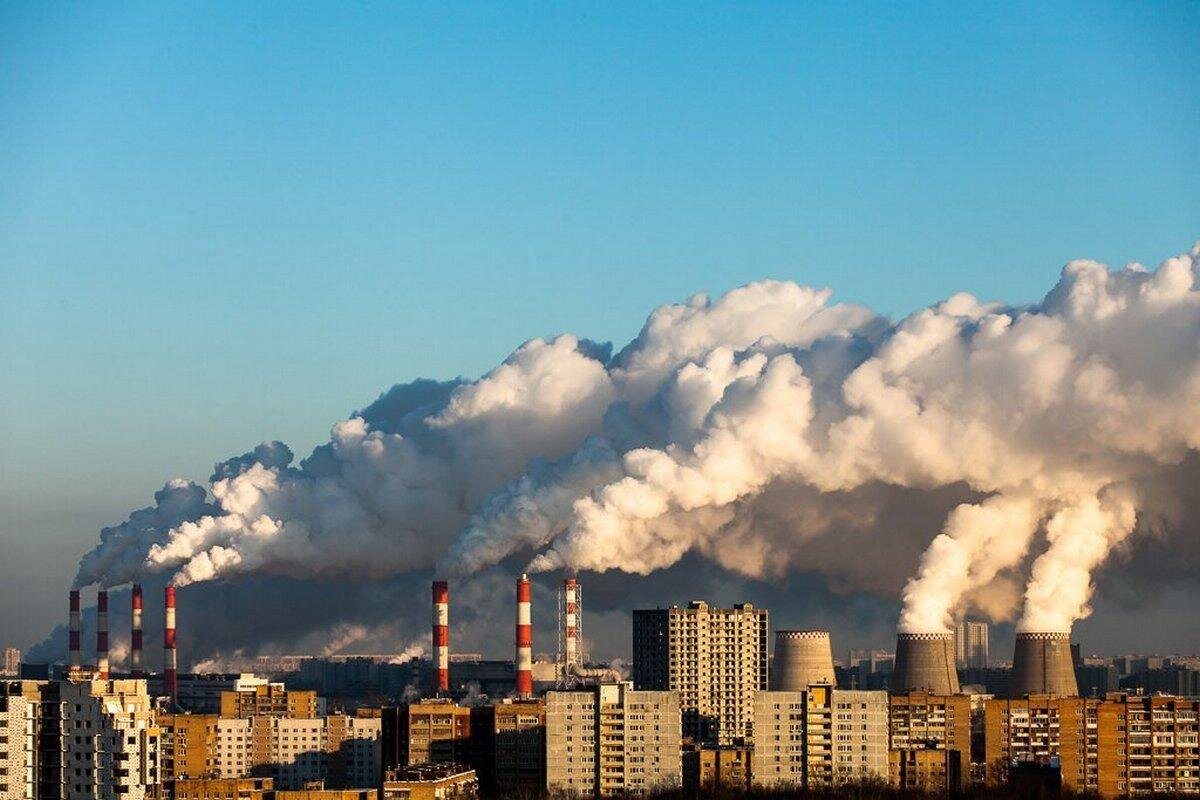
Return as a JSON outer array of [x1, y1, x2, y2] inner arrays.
[[1010, 631, 1079, 697], [890, 632, 960, 695], [771, 630, 836, 690]]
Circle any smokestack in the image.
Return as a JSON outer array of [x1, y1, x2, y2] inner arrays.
[[771, 630, 835, 690], [1010, 631, 1079, 697], [890, 632, 960, 695], [164, 586, 177, 702], [69, 590, 81, 670], [563, 577, 579, 679], [95, 590, 109, 679], [130, 584, 143, 674], [516, 574, 533, 698], [431, 581, 449, 695]]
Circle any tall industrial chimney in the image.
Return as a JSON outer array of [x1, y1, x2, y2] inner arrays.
[[516, 574, 533, 698], [95, 590, 109, 680], [1010, 631, 1079, 697], [563, 577, 580, 680], [130, 584, 143, 674], [772, 630, 836, 690], [69, 589, 81, 670], [163, 586, 178, 702], [431, 581, 449, 695], [890, 632, 960, 695]]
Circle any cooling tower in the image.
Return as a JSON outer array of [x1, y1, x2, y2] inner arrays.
[[1010, 631, 1079, 697], [772, 630, 836, 690], [890, 632, 960, 694]]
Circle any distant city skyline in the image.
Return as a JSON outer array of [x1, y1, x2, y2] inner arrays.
[[3, 3, 1199, 658]]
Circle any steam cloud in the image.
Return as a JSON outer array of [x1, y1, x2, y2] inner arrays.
[[65, 243, 1200, 653]]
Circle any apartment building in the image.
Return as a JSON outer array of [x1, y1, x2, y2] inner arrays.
[[955, 621, 989, 669], [468, 699, 544, 797], [381, 764, 478, 800], [545, 682, 681, 796], [632, 601, 768, 744], [0, 681, 39, 800], [160, 714, 379, 790], [1096, 693, 1200, 797], [984, 695, 1101, 792], [59, 679, 161, 800], [888, 690, 971, 791], [218, 686, 318, 720], [171, 777, 272, 800], [752, 687, 888, 789], [681, 745, 751, 793], [380, 701, 471, 772]]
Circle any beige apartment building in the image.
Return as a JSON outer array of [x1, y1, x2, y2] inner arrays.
[[545, 682, 681, 796], [888, 691, 971, 791], [59, 679, 162, 800], [752, 686, 887, 789], [218, 685, 318, 719], [0, 681, 40, 800], [632, 601, 767, 744]]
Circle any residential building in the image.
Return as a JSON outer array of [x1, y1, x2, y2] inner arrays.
[[955, 621, 989, 669], [632, 601, 768, 744], [2, 650, 19, 678], [148, 675, 271, 714], [59, 679, 161, 800], [171, 777, 272, 800], [889, 748, 962, 792], [218, 685, 318, 719], [984, 695, 1101, 793], [887, 691, 971, 792], [1, 681, 41, 800], [468, 699, 544, 797], [381, 764, 477, 800], [1096, 693, 1200, 797], [545, 682, 681, 796], [380, 701, 471, 771], [752, 687, 888, 789], [681, 744, 751, 793]]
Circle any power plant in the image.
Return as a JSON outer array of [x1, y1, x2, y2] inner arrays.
[[890, 632, 960, 695], [1010, 630, 1079, 697], [95, 589, 109, 680], [130, 583, 143, 674], [431, 580, 450, 695], [771, 629, 835, 690], [515, 574, 533, 698]]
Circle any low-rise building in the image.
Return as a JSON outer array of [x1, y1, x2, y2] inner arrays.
[[381, 764, 477, 800], [172, 777, 273, 800], [682, 744, 751, 793]]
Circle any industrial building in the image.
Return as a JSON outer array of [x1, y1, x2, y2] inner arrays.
[[752, 687, 889, 788], [890, 633, 960, 695], [545, 682, 681, 796], [632, 601, 767, 744], [771, 630, 835, 691], [1010, 631, 1079, 697]]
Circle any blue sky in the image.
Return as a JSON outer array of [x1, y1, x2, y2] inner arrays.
[[1, 2, 1197, 649]]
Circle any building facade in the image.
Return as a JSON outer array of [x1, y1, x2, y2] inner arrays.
[[218, 685, 318, 719], [955, 621, 989, 670], [59, 679, 161, 800], [380, 701, 471, 772], [545, 683, 681, 796], [752, 687, 888, 789], [632, 601, 767, 744], [468, 699, 544, 797]]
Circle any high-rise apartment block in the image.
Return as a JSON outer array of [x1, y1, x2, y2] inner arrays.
[[752, 687, 888, 788], [887, 691, 971, 792], [59, 679, 162, 800], [545, 682, 681, 796], [380, 700, 472, 771], [984, 695, 1102, 792], [1096, 693, 1200, 797], [1, 681, 40, 800], [955, 620, 989, 669], [632, 601, 767, 744], [468, 699, 545, 797], [2, 649, 19, 678]]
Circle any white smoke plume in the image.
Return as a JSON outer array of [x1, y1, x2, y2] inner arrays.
[[68, 243, 1200, 646]]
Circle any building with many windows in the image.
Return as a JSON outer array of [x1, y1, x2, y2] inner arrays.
[[632, 601, 767, 744], [545, 682, 681, 796]]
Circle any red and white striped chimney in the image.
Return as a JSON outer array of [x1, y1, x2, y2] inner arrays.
[[69, 590, 81, 670], [163, 586, 178, 701], [96, 590, 109, 679], [516, 574, 533, 698], [130, 584, 143, 674], [564, 577, 579, 673], [431, 581, 449, 695]]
